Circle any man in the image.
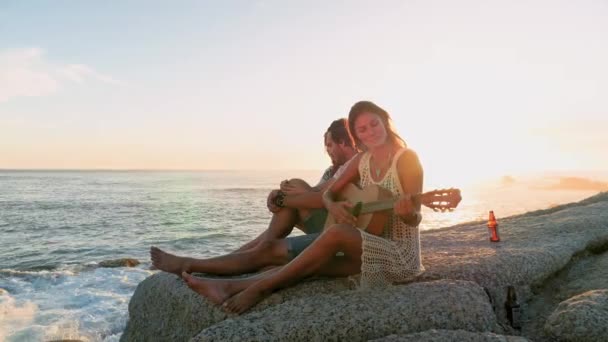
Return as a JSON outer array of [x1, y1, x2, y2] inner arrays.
[[238, 118, 356, 251], [151, 118, 357, 276]]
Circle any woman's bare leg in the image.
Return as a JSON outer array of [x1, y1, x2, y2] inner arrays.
[[181, 267, 282, 305], [223, 224, 362, 314], [181, 251, 359, 306]]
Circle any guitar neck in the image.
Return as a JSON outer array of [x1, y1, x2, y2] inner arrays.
[[359, 193, 421, 214]]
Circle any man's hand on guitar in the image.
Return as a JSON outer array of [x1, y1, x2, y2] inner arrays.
[[327, 201, 356, 225]]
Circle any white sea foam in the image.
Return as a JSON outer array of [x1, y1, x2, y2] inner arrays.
[[0, 291, 38, 342], [0, 269, 76, 277], [0, 266, 152, 342]]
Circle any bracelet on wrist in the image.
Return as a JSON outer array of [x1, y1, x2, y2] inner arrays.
[[274, 190, 286, 208], [401, 211, 420, 225]]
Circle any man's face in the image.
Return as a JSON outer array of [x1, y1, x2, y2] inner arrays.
[[324, 132, 346, 167]]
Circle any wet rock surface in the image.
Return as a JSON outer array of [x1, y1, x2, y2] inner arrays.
[[98, 258, 140, 268]]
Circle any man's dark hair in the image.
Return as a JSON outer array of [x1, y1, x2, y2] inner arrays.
[[325, 118, 355, 148]]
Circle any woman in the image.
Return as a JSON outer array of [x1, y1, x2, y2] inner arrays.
[[182, 100, 424, 314]]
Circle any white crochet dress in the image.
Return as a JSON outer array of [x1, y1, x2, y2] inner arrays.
[[357, 148, 425, 288]]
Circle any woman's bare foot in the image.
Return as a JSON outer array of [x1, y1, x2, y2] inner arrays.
[[181, 272, 238, 305], [222, 285, 269, 314], [150, 246, 192, 275]]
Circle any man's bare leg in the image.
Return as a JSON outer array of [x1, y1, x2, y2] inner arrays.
[[150, 205, 320, 275], [151, 236, 291, 276], [232, 178, 314, 253], [232, 207, 300, 253]]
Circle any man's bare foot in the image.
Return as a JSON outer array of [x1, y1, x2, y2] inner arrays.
[[150, 246, 192, 275], [222, 285, 269, 314], [181, 272, 237, 305]]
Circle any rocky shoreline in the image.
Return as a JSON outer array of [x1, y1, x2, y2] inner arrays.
[[121, 192, 608, 341]]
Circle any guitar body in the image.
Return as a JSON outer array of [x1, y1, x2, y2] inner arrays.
[[323, 183, 394, 233]]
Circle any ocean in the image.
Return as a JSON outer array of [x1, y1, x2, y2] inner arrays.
[[0, 170, 602, 341]]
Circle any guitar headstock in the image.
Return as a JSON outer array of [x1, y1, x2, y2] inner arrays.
[[420, 188, 462, 212]]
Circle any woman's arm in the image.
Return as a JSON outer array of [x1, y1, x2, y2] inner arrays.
[[279, 156, 358, 209], [281, 179, 334, 209], [394, 148, 424, 226], [324, 154, 362, 199], [322, 153, 363, 225]]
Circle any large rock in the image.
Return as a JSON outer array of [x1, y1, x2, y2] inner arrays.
[[419, 193, 608, 322], [193, 280, 495, 341], [121, 272, 354, 342], [544, 289, 608, 342], [121, 192, 608, 341], [371, 329, 529, 341]]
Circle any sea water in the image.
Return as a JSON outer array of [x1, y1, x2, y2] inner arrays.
[[0, 170, 601, 341]]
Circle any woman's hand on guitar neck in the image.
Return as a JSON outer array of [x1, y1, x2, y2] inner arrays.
[[327, 201, 356, 225], [394, 195, 421, 226]]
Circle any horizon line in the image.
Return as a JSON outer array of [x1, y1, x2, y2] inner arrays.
[[0, 168, 325, 172]]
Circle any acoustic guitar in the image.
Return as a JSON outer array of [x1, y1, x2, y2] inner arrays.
[[323, 183, 462, 232]]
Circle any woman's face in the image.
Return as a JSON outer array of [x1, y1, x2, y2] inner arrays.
[[353, 112, 388, 149]]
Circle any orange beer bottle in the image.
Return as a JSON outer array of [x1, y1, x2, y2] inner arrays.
[[488, 210, 500, 242]]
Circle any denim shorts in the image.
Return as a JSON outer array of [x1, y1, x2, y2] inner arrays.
[[284, 208, 328, 259], [285, 233, 320, 259], [301, 208, 328, 234]]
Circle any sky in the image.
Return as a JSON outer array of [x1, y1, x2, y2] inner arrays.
[[1, 0, 607, 187]]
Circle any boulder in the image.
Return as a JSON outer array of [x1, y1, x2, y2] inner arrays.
[[121, 273, 354, 342], [121, 192, 608, 341], [98, 258, 140, 268], [544, 289, 608, 342]]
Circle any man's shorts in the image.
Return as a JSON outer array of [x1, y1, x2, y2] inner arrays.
[[285, 233, 320, 260], [301, 208, 327, 234], [284, 208, 328, 259]]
